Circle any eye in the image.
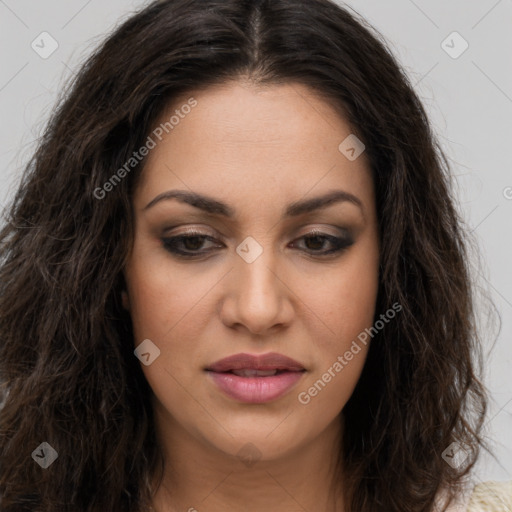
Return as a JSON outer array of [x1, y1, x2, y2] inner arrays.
[[162, 232, 223, 257], [161, 229, 354, 259], [289, 230, 354, 257]]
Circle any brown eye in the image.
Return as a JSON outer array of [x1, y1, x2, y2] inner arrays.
[[162, 230, 354, 259], [162, 233, 223, 257], [290, 231, 354, 256]]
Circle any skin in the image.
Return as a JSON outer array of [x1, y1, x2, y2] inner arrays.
[[122, 79, 380, 512]]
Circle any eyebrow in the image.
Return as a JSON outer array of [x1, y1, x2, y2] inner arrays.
[[143, 189, 364, 218]]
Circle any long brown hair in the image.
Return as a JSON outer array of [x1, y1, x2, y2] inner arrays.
[[0, 0, 488, 510]]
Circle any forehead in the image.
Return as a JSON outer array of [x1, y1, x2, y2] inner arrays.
[[135, 80, 374, 216]]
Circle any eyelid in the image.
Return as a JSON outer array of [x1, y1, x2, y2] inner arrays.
[[164, 224, 348, 239], [164, 225, 217, 235], [295, 225, 349, 238], [161, 225, 354, 259]]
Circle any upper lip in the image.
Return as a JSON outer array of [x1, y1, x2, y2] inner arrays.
[[205, 352, 305, 372]]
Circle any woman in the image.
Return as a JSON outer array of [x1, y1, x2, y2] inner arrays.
[[0, 0, 509, 510]]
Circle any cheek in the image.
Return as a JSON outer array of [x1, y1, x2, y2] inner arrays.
[[295, 280, 375, 418], [295, 355, 367, 436], [124, 246, 221, 401], [124, 252, 210, 415], [295, 247, 378, 412], [124, 245, 210, 342], [307, 246, 379, 348]]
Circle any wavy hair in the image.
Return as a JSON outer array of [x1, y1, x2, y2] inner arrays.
[[0, 0, 488, 510]]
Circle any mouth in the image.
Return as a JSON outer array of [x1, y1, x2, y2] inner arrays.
[[205, 352, 306, 403], [221, 368, 300, 377]]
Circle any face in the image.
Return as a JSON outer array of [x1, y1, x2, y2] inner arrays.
[[122, 80, 379, 463]]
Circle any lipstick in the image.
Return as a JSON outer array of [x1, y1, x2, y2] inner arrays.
[[205, 352, 306, 403]]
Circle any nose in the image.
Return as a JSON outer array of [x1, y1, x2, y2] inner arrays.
[[219, 242, 294, 336]]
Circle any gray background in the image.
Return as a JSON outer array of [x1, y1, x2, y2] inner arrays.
[[1, 0, 510, 485]]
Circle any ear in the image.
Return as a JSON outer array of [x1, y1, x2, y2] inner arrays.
[[121, 290, 130, 311]]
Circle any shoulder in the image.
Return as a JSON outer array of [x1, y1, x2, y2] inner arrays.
[[437, 480, 512, 512], [466, 480, 512, 511]]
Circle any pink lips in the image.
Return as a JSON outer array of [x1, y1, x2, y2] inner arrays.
[[205, 352, 306, 404]]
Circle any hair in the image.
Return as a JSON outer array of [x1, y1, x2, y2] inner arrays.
[[0, 0, 489, 511]]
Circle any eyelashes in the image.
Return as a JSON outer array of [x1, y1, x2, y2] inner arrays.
[[161, 230, 354, 259], [162, 233, 222, 257]]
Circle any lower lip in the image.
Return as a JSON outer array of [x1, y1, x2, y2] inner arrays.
[[206, 371, 305, 403]]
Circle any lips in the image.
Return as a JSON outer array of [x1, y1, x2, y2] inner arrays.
[[205, 352, 306, 403], [205, 352, 305, 373]]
